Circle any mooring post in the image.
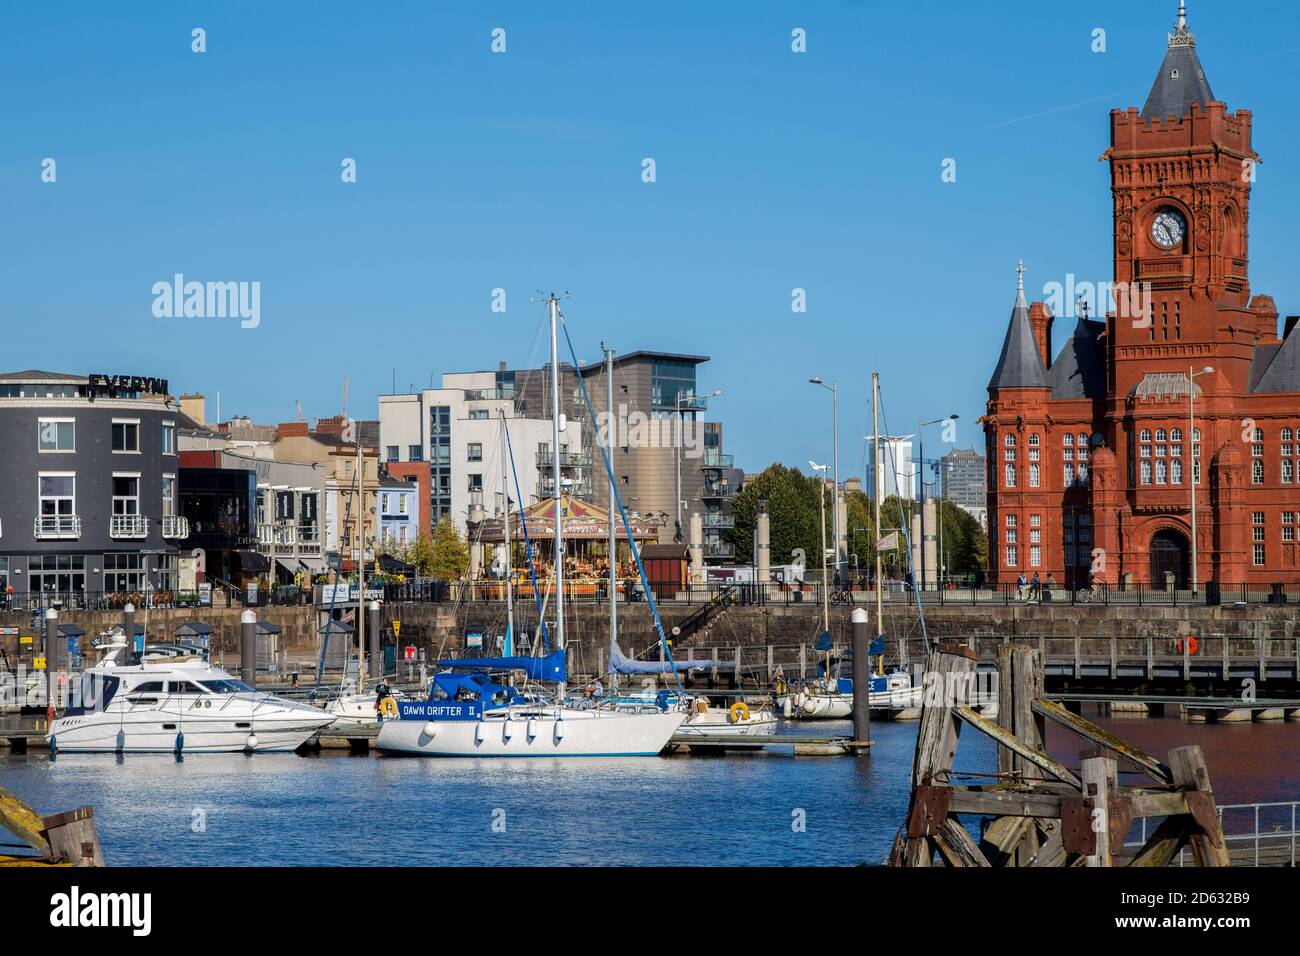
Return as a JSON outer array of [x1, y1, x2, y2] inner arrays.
[[799, 643, 807, 679], [123, 602, 136, 656], [45, 608, 59, 720], [240, 610, 257, 688], [367, 600, 381, 683], [851, 608, 870, 750]]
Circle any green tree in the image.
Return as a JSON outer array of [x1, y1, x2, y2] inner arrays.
[[727, 463, 826, 569], [427, 518, 470, 581]]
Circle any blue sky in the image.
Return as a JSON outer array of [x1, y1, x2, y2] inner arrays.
[[3, 1, 1299, 482]]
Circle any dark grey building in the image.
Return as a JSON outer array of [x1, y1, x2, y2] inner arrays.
[[0, 370, 188, 608]]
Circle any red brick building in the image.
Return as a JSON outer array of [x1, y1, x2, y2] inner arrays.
[[984, 6, 1300, 592]]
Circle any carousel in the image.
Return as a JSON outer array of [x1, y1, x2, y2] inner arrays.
[[470, 495, 660, 594]]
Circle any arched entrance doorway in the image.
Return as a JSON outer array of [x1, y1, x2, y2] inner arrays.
[[1149, 529, 1190, 590]]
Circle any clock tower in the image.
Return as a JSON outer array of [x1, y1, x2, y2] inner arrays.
[[1104, 1, 1262, 382]]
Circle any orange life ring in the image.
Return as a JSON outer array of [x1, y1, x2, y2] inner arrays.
[[728, 701, 750, 723], [1176, 635, 1199, 655]]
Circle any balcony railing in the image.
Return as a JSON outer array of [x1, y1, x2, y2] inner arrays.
[[463, 387, 517, 402], [298, 524, 321, 556], [536, 449, 592, 467], [703, 542, 735, 558], [702, 482, 737, 500], [109, 514, 149, 539], [538, 478, 593, 498], [702, 513, 735, 529], [161, 515, 190, 539], [700, 451, 734, 469], [257, 525, 275, 547], [34, 515, 81, 539]]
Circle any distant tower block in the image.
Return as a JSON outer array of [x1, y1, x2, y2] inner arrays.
[[757, 509, 771, 584]]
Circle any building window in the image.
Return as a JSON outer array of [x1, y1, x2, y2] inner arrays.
[[1156, 461, 1167, 484], [1029, 463, 1040, 487], [38, 418, 75, 453], [112, 475, 141, 515], [1141, 461, 1152, 485], [381, 493, 391, 514], [399, 494, 408, 515], [408, 444, 422, 461], [1254, 544, 1266, 566], [1004, 434, 1016, 447], [1171, 460, 1183, 484], [161, 421, 176, 455], [39, 473, 75, 517], [1030, 545, 1041, 567], [1252, 460, 1264, 484], [162, 474, 177, 516], [112, 419, 140, 453], [1006, 514, 1017, 527], [1064, 463, 1075, 485], [104, 553, 145, 593], [1284, 460, 1294, 484], [386, 445, 399, 461], [1005, 463, 1016, 488], [468, 473, 483, 492], [468, 409, 489, 421], [1006, 528, 1017, 544], [467, 443, 483, 462], [1005, 546, 1018, 567]]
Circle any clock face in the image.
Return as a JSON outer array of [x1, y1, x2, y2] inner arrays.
[[1151, 209, 1186, 249]]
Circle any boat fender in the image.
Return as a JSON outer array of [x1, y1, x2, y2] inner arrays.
[[475, 721, 487, 743], [527, 718, 538, 740], [728, 701, 750, 724], [782, 697, 793, 719], [115, 729, 126, 754], [422, 721, 439, 739], [48, 735, 57, 755], [245, 733, 259, 751], [554, 718, 566, 742], [794, 692, 806, 709], [174, 731, 185, 755], [802, 698, 818, 716], [502, 718, 514, 740]]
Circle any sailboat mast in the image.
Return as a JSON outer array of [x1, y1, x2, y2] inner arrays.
[[873, 373, 884, 671], [549, 295, 566, 702], [500, 411, 514, 654], [605, 344, 617, 692], [355, 435, 366, 692]]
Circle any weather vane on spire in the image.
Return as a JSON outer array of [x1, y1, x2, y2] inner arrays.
[[1170, 0, 1194, 47], [1016, 259, 1025, 292]]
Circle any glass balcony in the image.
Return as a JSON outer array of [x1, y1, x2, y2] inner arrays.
[[700, 451, 734, 469], [702, 513, 734, 528], [161, 515, 190, 539], [536, 449, 592, 467], [34, 515, 81, 539], [703, 542, 735, 558], [701, 481, 737, 500], [109, 514, 149, 539], [537, 478, 593, 498]]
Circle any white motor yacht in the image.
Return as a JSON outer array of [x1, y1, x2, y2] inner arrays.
[[45, 642, 335, 753]]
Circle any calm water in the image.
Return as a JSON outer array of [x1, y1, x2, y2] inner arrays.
[[3, 713, 1298, 866]]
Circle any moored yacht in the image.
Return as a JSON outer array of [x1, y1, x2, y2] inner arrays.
[[45, 642, 335, 753]]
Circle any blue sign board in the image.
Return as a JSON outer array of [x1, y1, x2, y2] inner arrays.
[[397, 700, 483, 722], [67, 635, 82, 669]]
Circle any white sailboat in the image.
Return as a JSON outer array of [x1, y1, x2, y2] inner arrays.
[[376, 295, 685, 756]]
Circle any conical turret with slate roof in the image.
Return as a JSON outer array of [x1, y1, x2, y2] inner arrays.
[[988, 261, 1048, 392]]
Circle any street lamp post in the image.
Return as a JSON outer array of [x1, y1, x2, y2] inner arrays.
[[676, 388, 723, 544], [809, 378, 841, 585], [1188, 365, 1214, 594], [917, 414, 959, 591]]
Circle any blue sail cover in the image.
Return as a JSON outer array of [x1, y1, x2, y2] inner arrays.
[[609, 641, 735, 676], [436, 649, 567, 684]]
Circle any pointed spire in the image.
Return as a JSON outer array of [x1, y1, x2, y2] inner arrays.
[[1142, 1, 1214, 119], [989, 262, 1048, 391]]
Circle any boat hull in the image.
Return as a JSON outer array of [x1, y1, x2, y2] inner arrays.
[[676, 711, 779, 737], [46, 711, 332, 753], [376, 707, 685, 757]]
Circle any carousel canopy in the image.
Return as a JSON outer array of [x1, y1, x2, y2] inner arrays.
[[475, 495, 658, 543]]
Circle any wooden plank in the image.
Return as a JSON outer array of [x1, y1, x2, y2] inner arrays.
[[955, 706, 1082, 788], [42, 807, 104, 867], [1129, 791, 1189, 819], [0, 785, 52, 857], [1167, 745, 1230, 867], [996, 643, 1046, 781], [1028, 818, 1069, 867], [933, 818, 991, 868], [1032, 697, 1173, 785], [945, 789, 1064, 818], [1127, 817, 1189, 868], [1082, 753, 1117, 867], [979, 815, 1034, 866]]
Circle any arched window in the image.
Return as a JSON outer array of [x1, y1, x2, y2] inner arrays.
[[1171, 428, 1182, 442], [1005, 434, 1016, 446], [1156, 461, 1167, 484], [1254, 427, 1265, 442], [1063, 434, 1074, 447], [1078, 433, 1088, 447], [1028, 434, 1040, 446], [1029, 463, 1040, 487], [1141, 461, 1153, 485], [1171, 460, 1183, 484], [1283, 427, 1294, 442], [1155, 428, 1167, 442], [1005, 463, 1016, 488], [1140, 428, 1152, 442], [1283, 460, 1293, 484]]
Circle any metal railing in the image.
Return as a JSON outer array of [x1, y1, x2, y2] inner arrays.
[[701, 482, 737, 499], [161, 514, 189, 539], [34, 515, 81, 539], [1124, 801, 1299, 867], [700, 452, 734, 469], [702, 514, 734, 529], [535, 449, 592, 467], [537, 478, 594, 498], [109, 514, 149, 538]]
